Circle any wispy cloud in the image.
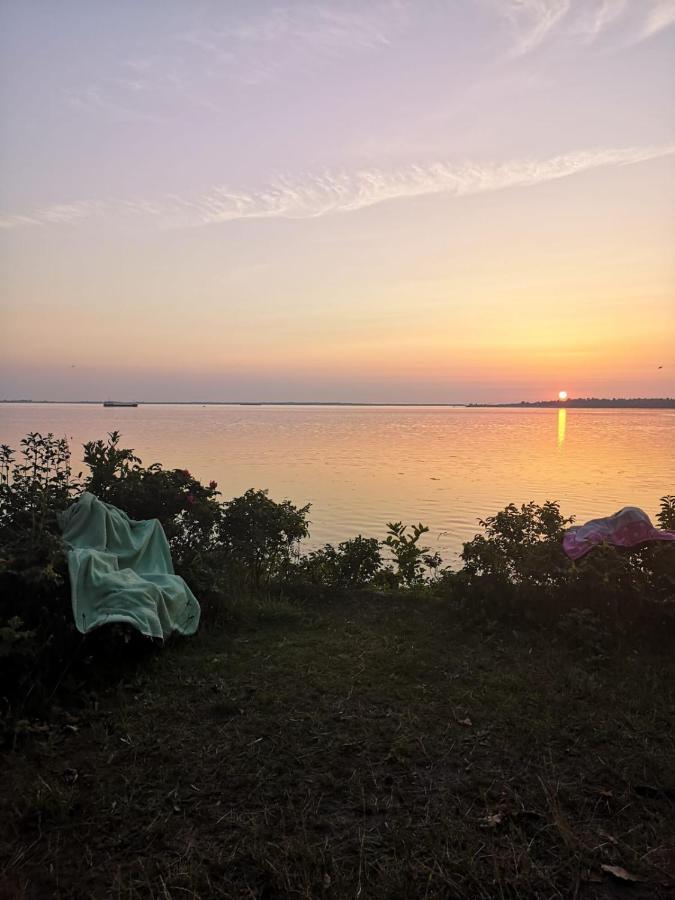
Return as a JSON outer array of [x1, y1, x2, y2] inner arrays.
[[2, 144, 673, 231], [186, 145, 675, 224], [494, 0, 675, 55], [65, 2, 410, 116], [60, 1, 675, 120], [642, 0, 675, 38], [501, 0, 571, 55]]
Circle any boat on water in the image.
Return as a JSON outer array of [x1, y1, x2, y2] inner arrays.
[[103, 401, 138, 407]]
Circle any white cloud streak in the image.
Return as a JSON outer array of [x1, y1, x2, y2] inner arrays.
[[502, 0, 571, 55], [66, 2, 411, 116], [1, 144, 673, 231], [60, 2, 675, 119], [495, 0, 675, 54], [642, 0, 675, 38]]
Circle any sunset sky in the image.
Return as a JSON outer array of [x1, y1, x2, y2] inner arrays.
[[1, 0, 674, 403]]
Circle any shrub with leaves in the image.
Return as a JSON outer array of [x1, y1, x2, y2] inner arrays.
[[461, 501, 573, 587], [455, 499, 675, 634], [83, 432, 220, 541], [298, 536, 383, 589], [0, 435, 80, 737], [384, 522, 431, 587], [81, 431, 140, 500], [656, 494, 675, 531], [217, 489, 310, 589], [83, 431, 222, 594], [1, 434, 75, 551]]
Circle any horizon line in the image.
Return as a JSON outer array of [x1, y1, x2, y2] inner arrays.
[[2, 397, 674, 408]]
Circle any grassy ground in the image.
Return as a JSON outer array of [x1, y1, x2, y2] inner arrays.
[[1, 595, 674, 899]]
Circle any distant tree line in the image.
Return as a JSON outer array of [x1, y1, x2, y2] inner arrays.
[[468, 398, 675, 408]]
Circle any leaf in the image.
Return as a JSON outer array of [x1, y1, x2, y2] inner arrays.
[[600, 864, 641, 882], [479, 812, 504, 828], [458, 717, 473, 727], [593, 787, 614, 798]]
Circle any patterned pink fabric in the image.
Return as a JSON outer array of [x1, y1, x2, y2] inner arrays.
[[563, 506, 675, 560]]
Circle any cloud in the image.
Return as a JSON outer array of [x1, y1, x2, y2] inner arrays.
[[66, 2, 410, 117], [2, 144, 673, 231], [60, 1, 675, 121], [186, 145, 675, 223], [642, 0, 675, 38], [501, 0, 571, 55], [493, 0, 675, 54], [180, 2, 405, 57]]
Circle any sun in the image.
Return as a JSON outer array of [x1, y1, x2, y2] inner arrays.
[[558, 390, 568, 402]]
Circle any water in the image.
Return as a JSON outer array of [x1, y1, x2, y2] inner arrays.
[[1, 403, 673, 562]]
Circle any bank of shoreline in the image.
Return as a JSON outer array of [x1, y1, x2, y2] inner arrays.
[[2, 398, 674, 408]]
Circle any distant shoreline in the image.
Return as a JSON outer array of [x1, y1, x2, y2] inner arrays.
[[468, 399, 675, 409], [1, 399, 673, 409]]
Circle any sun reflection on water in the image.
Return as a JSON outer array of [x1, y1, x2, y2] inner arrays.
[[557, 407, 567, 447]]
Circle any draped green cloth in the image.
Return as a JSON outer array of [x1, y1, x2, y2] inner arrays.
[[58, 492, 200, 639]]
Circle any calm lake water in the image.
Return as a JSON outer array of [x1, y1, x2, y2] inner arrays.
[[1, 403, 673, 562]]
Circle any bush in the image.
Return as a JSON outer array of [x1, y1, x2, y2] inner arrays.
[[454, 498, 675, 637], [384, 522, 431, 587], [83, 431, 221, 545], [461, 500, 573, 587], [657, 494, 675, 530], [217, 489, 310, 590], [82, 431, 224, 600], [0, 432, 220, 738], [0, 435, 81, 739], [298, 536, 383, 589]]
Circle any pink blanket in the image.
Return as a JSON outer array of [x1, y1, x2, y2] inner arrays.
[[563, 506, 675, 560]]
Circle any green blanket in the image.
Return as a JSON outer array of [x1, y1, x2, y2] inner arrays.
[[58, 492, 200, 639]]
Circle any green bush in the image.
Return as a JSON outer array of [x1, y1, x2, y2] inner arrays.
[[0, 435, 81, 739], [217, 489, 310, 590], [83, 431, 221, 545], [657, 494, 675, 530], [384, 522, 431, 587], [454, 498, 675, 636], [460, 500, 573, 587], [298, 536, 383, 589], [82, 431, 224, 602]]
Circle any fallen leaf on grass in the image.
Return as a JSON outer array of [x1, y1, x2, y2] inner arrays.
[[601, 864, 641, 882], [458, 717, 473, 727], [479, 812, 504, 828]]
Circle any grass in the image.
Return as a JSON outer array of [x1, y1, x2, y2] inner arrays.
[[1, 594, 674, 899]]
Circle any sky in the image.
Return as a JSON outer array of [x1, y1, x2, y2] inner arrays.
[[1, 0, 674, 403]]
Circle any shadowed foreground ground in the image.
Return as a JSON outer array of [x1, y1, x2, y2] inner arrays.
[[2, 597, 674, 899]]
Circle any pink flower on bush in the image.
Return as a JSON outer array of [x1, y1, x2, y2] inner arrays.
[[178, 469, 191, 478], [209, 480, 218, 490]]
